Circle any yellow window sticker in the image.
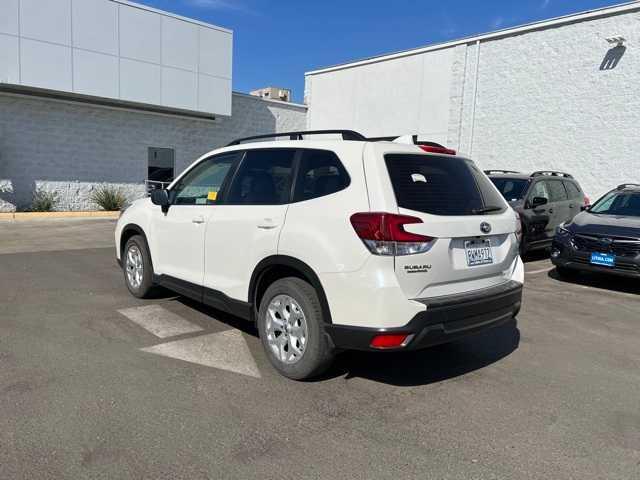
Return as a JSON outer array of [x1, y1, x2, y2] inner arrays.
[[207, 191, 218, 201]]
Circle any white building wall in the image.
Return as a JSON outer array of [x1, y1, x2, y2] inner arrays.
[[306, 49, 454, 142], [0, 0, 233, 116], [306, 4, 640, 199], [0, 93, 307, 212]]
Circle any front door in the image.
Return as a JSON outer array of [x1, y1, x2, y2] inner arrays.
[[203, 148, 297, 303], [526, 180, 553, 245], [152, 152, 238, 288]]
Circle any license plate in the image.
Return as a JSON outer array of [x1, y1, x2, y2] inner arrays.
[[465, 239, 494, 267], [590, 252, 615, 267]]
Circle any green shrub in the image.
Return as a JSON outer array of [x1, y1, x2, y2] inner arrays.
[[91, 185, 128, 211], [30, 189, 58, 212]]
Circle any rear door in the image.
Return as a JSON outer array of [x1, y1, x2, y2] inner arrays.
[[203, 148, 296, 303], [564, 180, 583, 220], [547, 179, 571, 231], [367, 145, 519, 299]]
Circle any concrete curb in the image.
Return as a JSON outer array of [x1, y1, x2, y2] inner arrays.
[[0, 211, 120, 221]]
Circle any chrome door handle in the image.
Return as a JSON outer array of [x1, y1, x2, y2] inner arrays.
[[192, 216, 205, 224]]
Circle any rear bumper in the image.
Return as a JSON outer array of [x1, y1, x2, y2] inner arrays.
[[325, 281, 522, 351]]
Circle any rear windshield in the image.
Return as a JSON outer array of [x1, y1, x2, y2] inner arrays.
[[384, 154, 506, 216], [490, 178, 530, 202], [590, 191, 640, 217]]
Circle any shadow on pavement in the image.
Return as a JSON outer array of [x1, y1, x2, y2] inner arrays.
[[320, 319, 520, 387], [522, 249, 549, 263], [548, 268, 640, 296]]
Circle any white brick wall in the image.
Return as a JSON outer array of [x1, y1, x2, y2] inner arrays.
[[0, 92, 306, 211]]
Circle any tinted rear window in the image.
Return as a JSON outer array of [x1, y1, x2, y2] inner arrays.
[[385, 154, 505, 216]]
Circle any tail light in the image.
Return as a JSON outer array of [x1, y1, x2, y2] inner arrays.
[[419, 145, 456, 155], [350, 212, 435, 256], [370, 333, 411, 349]]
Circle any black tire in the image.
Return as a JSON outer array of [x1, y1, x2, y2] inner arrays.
[[257, 277, 334, 380], [122, 235, 155, 298]]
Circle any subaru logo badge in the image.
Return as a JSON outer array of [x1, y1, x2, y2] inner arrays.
[[480, 222, 492, 234]]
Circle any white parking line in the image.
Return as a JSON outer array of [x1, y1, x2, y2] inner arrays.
[[141, 330, 261, 378], [118, 304, 203, 338]]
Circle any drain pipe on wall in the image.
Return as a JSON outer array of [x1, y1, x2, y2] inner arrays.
[[469, 39, 481, 156]]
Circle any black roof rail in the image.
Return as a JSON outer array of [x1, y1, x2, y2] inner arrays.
[[367, 135, 447, 149], [227, 129, 366, 146], [617, 183, 640, 190], [484, 170, 521, 175], [531, 170, 574, 179]]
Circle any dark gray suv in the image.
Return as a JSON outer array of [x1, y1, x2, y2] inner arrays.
[[551, 184, 640, 278], [486, 171, 588, 255]]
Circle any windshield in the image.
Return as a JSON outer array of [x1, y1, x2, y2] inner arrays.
[[490, 178, 530, 202], [590, 191, 640, 217], [384, 154, 506, 216]]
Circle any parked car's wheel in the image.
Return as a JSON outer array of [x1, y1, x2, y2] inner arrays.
[[123, 235, 155, 298], [258, 277, 334, 380]]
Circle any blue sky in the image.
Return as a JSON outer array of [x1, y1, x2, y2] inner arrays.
[[139, 0, 627, 102]]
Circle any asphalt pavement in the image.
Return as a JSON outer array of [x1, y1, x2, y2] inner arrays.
[[0, 219, 638, 479]]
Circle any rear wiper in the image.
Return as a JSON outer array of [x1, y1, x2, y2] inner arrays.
[[472, 206, 503, 215]]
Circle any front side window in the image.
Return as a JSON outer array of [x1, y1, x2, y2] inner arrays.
[[590, 191, 640, 217], [529, 181, 550, 202], [226, 149, 296, 205], [384, 154, 506, 216], [294, 149, 350, 202], [172, 153, 237, 205]]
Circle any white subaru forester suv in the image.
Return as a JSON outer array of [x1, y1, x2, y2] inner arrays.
[[116, 131, 524, 380]]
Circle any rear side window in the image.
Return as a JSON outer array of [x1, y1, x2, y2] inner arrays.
[[226, 149, 295, 205], [384, 154, 505, 216], [564, 181, 582, 200], [294, 149, 350, 202], [548, 181, 568, 202]]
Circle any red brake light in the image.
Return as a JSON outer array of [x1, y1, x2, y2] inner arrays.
[[370, 333, 410, 349], [350, 213, 432, 242], [419, 145, 456, 155], [350, 212, 434, 256]]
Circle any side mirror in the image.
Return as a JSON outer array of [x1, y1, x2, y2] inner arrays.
[[531, 196, 548, 208], [581, 204, 591, 212], [150, 189, 170, 207]]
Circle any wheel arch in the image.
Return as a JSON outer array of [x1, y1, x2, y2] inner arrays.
[[120, 223, 150, 259], [249, 256, 333, 325]]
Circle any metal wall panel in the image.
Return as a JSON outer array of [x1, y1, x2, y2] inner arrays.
[[119, 5, 161, 64], [162, 16, 198, 72], [73, 49, 119, 98], [199, 26, 233, 79], [21, 39, 72, 91], [72, 0, 119, 55], [1, 0, 233, 116], [21, 0, 72, 46], [0, 35, 20, 84], [120, 57, 161, 105], [0, 0, 19, 36]]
